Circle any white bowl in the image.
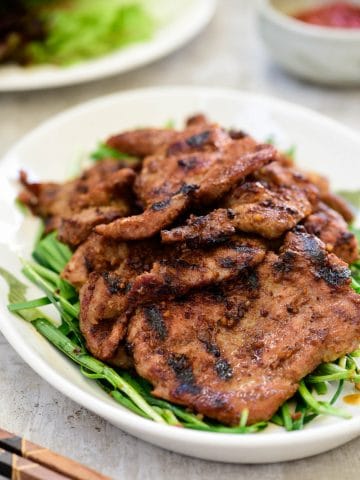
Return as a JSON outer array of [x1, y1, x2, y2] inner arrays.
[[1, 87, 360, 463], [256, 0, 360, 85]]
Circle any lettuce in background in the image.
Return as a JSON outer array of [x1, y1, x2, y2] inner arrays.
[[26, 0, 156, 65]]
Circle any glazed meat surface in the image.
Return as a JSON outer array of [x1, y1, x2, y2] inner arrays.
[[162, 181, 313, 244], [96, 126, 276, 240], [162, 161, 317, 245], [79, 236, 267, 361], [79, 239, 160, 360], [61, 233, 129, 290], [128, 229, 360, 425], [286, 168, 354, 223], [127, 236, 266, 306], [105, 114, 210, 157], [304, 202, 358, 264], [19, 161, 135, 245]]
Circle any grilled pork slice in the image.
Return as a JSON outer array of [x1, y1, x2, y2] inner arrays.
[[107, 128, 183, 158], [305, 171, 354, 223], [162, 175, 314, 245], [127, 236, 266, 306], [18, 161, 135, 243], [96, 125, 275, 240], [304, 202, 358, 264], [58, 205, 130, 247], [79, 237, 267, 361], [106, 114, 211, 158], [260, 161, 354, 222], [61, 233, 129, 290], [79, 239, 159, 360], [164, 182, 313, 244], [128, 228, 360, 425]]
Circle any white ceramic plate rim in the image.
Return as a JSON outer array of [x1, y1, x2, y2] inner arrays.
[[1, 86, 360, 455], [0, 0, 216, 91]]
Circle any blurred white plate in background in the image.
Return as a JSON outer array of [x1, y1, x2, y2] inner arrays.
[[0, 0, 216, 91]]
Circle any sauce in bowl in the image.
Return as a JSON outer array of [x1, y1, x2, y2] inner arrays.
[[294, 2, 360, 28]]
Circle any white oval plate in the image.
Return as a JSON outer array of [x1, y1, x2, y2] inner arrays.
[[0, 0, 216, 91], [0, 87, 360, 464]]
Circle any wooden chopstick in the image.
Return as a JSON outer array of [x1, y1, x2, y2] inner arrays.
[[0, 429, 111, 480], [0, 447, 70, 479]]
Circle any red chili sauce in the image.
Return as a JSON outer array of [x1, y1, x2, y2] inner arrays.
[[294, 2, 360, 28]]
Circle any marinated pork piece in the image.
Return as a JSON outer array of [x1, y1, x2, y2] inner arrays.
[[304, 202, 358, 264], [79, 239, 159, 360], [255, 161, 319, 207], [298, 170, 354, 223], [73, 167, 135, 209], [127, 236, 267, 306], [106, 115, 211, 158], [185, 114, 210, 127], [58, 205, 130, 247], [107, 128, 181, 158], [79, 236, 267, 361], [96, 126, 276, 240], [61, 233, 129, 289], [19, 161, 135, 241], [78, 240, 165, 360], [128, 228, 360, 425], [262, 162, 354, 222], [161, 160, 320, 245], [162, 210, 237, 247], [162, 180, 313, 244]]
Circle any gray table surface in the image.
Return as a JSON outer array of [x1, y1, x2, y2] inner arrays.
[[1, 1, 360, 478]]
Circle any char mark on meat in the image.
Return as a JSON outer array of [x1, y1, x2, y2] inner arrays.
[[61, 233, 129, 290], [95, 127, 275, 240], [127, 236, 266, 305], [162, 178, 313, 245], [303, 202, 358, 264], [18, 161, 135, 245], [128, 228, 360, 425]]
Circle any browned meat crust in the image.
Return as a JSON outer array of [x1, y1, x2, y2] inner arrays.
[[19, 161, 135, 244], [162, 181, 313, 244], [61, 233, 129, 289], [106, 114, 211, 157], [304, 202, 358, 264], [128, 229, 360, 425], [107, 128, 181, 158], [96, 127, 276, 240], [304, 171, 354, 223], [162, 210, 237, 247], [127, 236, 267, 306], [255, 161, 319, 208], [96, 190, 189, 241], [58, 205, 130, 247], [161, 161, 318, 246], [79, 237, 267, 361], [79, 239, 163, 360]]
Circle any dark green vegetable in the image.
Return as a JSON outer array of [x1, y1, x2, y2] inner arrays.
[[90, 143, 139, 165]]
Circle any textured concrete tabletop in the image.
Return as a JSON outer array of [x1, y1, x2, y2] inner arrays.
[[1, 1, 360, 479]]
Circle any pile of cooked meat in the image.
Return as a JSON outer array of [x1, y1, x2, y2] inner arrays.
[[19, 114, 360, 426]]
